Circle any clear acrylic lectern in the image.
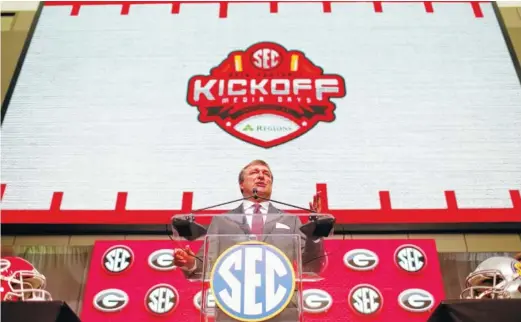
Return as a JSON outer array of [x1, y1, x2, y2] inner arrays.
[[171, 213, 335, 322]]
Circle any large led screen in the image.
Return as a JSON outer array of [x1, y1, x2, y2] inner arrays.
[[2, 1, 520, 228]]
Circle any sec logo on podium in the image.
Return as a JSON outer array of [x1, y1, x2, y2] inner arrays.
[[210, 241, 296, 321]]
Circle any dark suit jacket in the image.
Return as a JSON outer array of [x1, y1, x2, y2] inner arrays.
[[183, 203, 326, 321]]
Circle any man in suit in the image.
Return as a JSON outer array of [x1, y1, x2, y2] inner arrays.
[[174, 159, 326, 321]]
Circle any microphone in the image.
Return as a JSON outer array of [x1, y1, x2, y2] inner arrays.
[[251, 187, 335, 238], [171, 193, 257, 241]]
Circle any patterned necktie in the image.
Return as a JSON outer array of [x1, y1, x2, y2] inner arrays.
[[251, 203, 264, 235]]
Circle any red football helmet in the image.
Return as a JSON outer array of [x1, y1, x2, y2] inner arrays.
[[0, 256, 52, 301]]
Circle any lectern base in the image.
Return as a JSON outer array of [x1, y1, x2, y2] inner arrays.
[[0, 301, 81, 322]]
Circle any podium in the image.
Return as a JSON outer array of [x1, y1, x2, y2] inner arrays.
[[171, 213, 334, 322], [0, 301, 81, 322]]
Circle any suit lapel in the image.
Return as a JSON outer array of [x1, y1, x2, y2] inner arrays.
[[226, 204, 251, 235], [262, 203, 284, 240]]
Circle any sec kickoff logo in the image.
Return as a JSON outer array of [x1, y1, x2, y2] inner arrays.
[[187, 42, 346, 148], [210, 241, 295, 321]]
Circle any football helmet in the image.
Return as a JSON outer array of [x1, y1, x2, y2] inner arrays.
[[460, 256, 521, 299], [0, 256, 52, 301]]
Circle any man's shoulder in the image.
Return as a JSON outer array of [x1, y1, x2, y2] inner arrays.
[[208, 204, 243, 224], [228, 203, 244, 214], [267, 203, 283, 214]]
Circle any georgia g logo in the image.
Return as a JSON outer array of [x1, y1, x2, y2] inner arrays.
[[343, 249, 379, 271], [398, 289, 435, 313], [93, 289, 129, 312], [210, 241, 295, 321], [302, 289, 333, 313], [148, 249, 176, 271]]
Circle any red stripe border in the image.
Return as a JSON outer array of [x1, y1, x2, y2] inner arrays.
[[42, 1, 492, 17], [1, 183, 519, 225]]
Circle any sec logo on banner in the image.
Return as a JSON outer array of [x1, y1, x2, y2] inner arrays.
[[348, 284, 384, 316], [394, 244, 427, 273], [210, 242, 295, 322], [144, 283, 179, 315], [101, 245, 134, 274]]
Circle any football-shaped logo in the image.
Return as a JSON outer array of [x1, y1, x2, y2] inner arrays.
[[343, 249, 379, 271], [93, 289, 129, 312], [394, 244, 427, 273], [145, 284, 179, 315], [148, 249, 176, 271], [348, 284, 383, 316], [102, 245, 134, 274], [398, 289, 435, 313]]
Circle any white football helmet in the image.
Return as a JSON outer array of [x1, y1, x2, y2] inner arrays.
[[460, 256, 521, 299]]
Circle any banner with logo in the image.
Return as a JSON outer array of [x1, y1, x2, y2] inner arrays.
[[81, 239, 445, 321], [2, 1, 520, 229]]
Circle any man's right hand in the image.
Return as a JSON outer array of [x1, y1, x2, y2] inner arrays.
[[174, 245, 196, 271]]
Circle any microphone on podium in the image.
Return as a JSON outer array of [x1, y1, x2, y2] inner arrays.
[[172, 188, 334, 240], [171, 192, 257, 241], [252, 188, 335, 238]]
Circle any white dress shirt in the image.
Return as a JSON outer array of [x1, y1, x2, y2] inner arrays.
[[243, 200, 319, 243], [242, 200, 270, 229]]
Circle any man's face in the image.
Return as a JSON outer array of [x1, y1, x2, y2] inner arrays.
[[240, 164, 273, 198]]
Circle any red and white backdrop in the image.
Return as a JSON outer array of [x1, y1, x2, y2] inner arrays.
[[81, 239, 445, 322], [1, 1, 520, 227]]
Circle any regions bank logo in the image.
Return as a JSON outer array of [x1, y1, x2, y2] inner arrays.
[[187, 42, 346, 148]]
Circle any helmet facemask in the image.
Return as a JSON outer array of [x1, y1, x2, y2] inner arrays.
[[461, 268, 510, 299], [4, 269, 52, 301]]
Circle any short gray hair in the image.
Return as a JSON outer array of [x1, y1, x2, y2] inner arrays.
[[238, 160, 273, 183]]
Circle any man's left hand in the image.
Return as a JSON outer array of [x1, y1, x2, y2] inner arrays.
[[309, 192, 322, 213]]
